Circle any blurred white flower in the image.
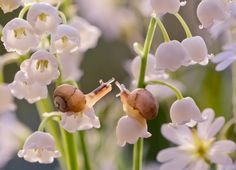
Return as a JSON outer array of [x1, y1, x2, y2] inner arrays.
[[0, 84, 16, 114], [69, 17, 101, 52], [211, 45, 236, 71], [0, 0, 21, 13], [1, 18, 39, 55], [181, 36, 210, 66], [157, 108, 236, 170], [197, 0, 229, 29], [50, 24, 80, 54], [155, 40, 188, 71], [20, 50, 59, 85], [61, 107, 100, 133], [18, 131, 61, 164], [26, 2, 61, 35], [149, 0, 184, 16], [23, 0, 61, 5], [8, 71, 48, 103], [170, 97, 203, 126], [0, 112, 30, 168], [59, 52, 83, 81], [116, 115, 151, 146], [218, 163, 236, 170]]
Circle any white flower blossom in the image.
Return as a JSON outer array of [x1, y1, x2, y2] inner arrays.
[[26, 2, 61, 35], [23, 0, 61, 5], [0, 84, 16, 114], [197, 0, 229, 29], [155, 40, 188, 71], [170, 97, 203, 126], [50, 24, 80, 54], [116, 115, 151, 146], [18, 131, 61, 164], [61, 107, 100, 133], [157, 108, 236, 170], [69, 16, 101, 52], [149, 0, 184, 16], [181, 36, 210, 66], [1, 18, 39, 55], [20, 50, 59, 85], [211, 45, 236, 71], [8, 71, 48, 103], [0, 0, 21, 13]]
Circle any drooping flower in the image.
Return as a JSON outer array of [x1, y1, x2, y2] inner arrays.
[[53, 79, 114, 133], [0, 84, 16, 114], [170, 97, 203, 126], [8, 71, 48, 103], [20, 50, 59, 85], [1, 18, 39, 55], [69, 16, 101, 52], [18, 131, 61, 164], [50, 24, 80, 54], [157, 108, 236, 170], [26, 2, 61, 35], [0, 0, 21, 13], [155, 40, 188, 71]]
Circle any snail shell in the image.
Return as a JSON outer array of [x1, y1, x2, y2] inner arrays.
[[53, 84, 86, 113], [126, 88, 158, 120]]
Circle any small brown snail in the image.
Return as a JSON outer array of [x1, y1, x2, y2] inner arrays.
[[115, 81, 158, 121], [53, 78, 115, 113]]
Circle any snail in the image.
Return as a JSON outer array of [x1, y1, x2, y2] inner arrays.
[[115, 81, 158, 122], [53, 78, 115, 113]]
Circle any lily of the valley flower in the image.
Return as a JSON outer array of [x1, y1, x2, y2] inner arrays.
[[26, 2, 61, 35], [1, 18, 39, 55], [18, 131, 61, 164], [0, 84, 16, 114], [0, 0, 21, 13], [69, 16, 101, 52], [8, 71, 48, 103], [50, 24, 80, 54], [20, 50, 59, 85], [170, 97, 203, 126], [157, 108, 236, 170]]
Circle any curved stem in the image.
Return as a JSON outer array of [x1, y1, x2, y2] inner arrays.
[[146, 80, 184, 100], [156, 17, 170, 42], [59, 11, 67, 24], [174, 13, 192, 38], [219, 118, 235, 139], [38, 112, 61, 131], [18, 5, 31, 19], [133, 14, 157, 170]]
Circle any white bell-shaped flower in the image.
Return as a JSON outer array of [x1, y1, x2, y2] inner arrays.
[[197, 0, 229, 28], [20, 50, 59, 85], [18, 131, 61, 164], [149, 0, 183, 16], [59, 52, 83, 81], [170, 97, 203, 126], [0, 84, 16, 113], [181, 36, 209, 65], [0, 0, 21, 13], [50, 24, 80, 54], [61, 107, 100, 133], [26, 2, 61, 35], [116, 115, 151, 146], [8, 71, 48, 104], [69, 17, 101, 52], [1, 18, 39, 55], [155, 40, 188, 71]]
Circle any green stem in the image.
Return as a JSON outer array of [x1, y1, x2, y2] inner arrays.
[[134, 14, 157, 170], [146, 80, 184, 100], [232, 62, 236, 132], [38, 112, 61, 131], [156, 17, 170, 42], [219, 118, 235, 139], [174, 13, 192, 38], [0, 68, 3, 83], [78, 131, 92, 170], [61, 129, 79, 170], [59, 11, 67, 24], [18, 5, 31, 19]]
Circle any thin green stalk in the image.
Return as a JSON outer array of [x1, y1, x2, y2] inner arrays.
[[134, 14, 157, 170], [156, 17, 170, 42], [78, 131, 92, 170], [232, 62, 236, 132], [0, 68, 3, 83], [146, 80, 184, 100], [18, 5, 31, 19], [38, 112, 61, 131], [175, 13, 192, 38]]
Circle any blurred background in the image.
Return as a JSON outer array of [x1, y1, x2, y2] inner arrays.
[[0, 0, 233, 169]]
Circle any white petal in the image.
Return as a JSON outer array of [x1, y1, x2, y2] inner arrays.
[[211, 52, 234, 63], [215, 57, 236, 71], [150, 0, 181, 15], [210, 140, 236, 154], [207, 117, 225, 138], [157, 147, 185, 162], [0, 0, 21, 13], [187, 159, 209, 170]]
